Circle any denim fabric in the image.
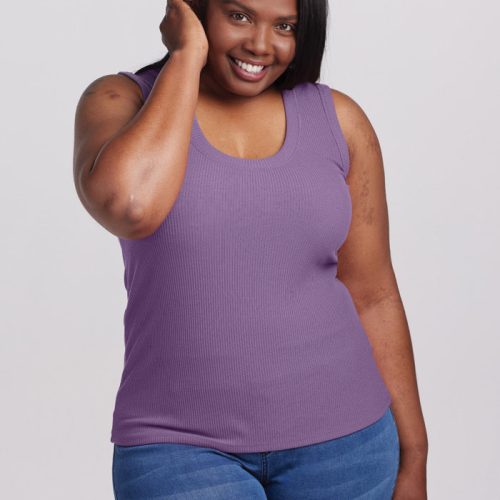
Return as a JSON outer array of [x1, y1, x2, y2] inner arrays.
[[112, 407, 400, 499]]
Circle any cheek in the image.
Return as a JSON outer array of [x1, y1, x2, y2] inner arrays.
[[209, 31, 242, 54], [277, 40, 296, 61], [205, 13, 238, 48]]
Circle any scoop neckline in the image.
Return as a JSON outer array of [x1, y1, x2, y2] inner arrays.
[[191, 87, 300, 168]]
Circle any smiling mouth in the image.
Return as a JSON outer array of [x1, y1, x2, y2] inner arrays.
[[229, 56, 268, 72]]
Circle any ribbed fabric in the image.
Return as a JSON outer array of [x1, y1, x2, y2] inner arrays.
[[111, 66, 392, 453]]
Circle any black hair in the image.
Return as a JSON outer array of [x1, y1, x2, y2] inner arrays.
[[135, 0, 328, 90]]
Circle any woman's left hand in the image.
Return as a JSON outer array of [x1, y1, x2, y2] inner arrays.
[[392, 459, 428, 500]]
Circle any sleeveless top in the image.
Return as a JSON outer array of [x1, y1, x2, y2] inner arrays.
[[110, 65, 392, 453]]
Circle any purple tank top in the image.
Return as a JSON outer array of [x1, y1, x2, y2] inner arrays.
[[111, 66, 392, 452]]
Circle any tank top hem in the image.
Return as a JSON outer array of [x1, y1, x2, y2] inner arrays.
[[110, 394, 392, 453]]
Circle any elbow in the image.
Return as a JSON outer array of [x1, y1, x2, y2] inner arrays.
[[110, 192, 146, 227], [77, 172, 154, 240], [104, 192, 157, 240], [120, 202, 158, 240], [340, 268, 401, 314], [116, 194, 171, 240]]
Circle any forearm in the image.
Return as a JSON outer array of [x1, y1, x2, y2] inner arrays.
[[355, 292, 428, 465], [89, 49, 204, 224]]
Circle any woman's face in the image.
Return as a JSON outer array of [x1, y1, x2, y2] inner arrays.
[[200, 0, 298, 98]]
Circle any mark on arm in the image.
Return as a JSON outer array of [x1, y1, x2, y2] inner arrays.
[[354, 118, 383, 227]]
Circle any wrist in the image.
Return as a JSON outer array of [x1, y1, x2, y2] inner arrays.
[[171, 46, 207, 69], [400, 445, 428, 467]]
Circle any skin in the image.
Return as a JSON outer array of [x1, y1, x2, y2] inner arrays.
[[194, 0, 298, 159], [193, 2, 429, 496], [334, 92, 429, 498], [74, 0, 428, 495]]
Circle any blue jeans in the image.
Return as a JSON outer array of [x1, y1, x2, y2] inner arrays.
[[112, 406, 400, 499]]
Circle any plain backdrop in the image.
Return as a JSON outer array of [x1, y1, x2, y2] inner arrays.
[[1, 0, 499, 498]]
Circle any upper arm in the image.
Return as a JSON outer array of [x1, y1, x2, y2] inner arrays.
[[73, 74, 144, 225], [332, 89, 400, 308]]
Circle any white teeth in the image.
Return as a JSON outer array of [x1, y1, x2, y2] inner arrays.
[[233, 58, 265, 74]]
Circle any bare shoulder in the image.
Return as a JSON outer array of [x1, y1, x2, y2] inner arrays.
[[329, 88, 382, 176], [77, 73, 144, 109]]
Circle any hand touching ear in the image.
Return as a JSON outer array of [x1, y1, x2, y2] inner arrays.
[[160, 0, 208, 64]]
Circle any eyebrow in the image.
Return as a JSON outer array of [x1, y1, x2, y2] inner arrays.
[[220, 0, 298, 21]]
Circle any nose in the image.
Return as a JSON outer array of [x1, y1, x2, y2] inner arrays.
[[241, 24, 273, 57]]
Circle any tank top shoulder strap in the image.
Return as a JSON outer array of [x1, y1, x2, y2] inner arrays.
[[292, 81, 350, 178], [118, 66, 161, 102], [315, 82, 350, 177]]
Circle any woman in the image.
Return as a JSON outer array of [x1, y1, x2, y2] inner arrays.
[[73, 0, 428, 498]]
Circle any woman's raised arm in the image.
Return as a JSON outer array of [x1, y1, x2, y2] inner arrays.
[[73, 50, 205, 240], [73, 0, 208, 239]]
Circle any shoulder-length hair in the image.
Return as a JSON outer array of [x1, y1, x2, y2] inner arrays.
[[133, 0, 328, 90]]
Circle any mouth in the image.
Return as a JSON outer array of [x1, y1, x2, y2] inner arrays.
[[228, 56, 270, 81]]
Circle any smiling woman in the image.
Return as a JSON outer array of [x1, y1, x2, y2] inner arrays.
[[137, 0, 326, 91], [73, 0, 427, 498]]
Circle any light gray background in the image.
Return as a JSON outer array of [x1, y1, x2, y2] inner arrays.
[[1, 0, 499, 498]]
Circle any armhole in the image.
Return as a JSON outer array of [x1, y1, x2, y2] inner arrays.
[[117, 71, 148, 103], [316, 83, 351, 178]]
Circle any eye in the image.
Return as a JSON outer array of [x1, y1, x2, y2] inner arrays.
[[278, 23, 296, 32], [228, 13, 297, 33], [229, 12, 250, 23]]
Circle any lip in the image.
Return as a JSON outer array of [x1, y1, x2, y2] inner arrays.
[[231, 56, 269, 66], [228, 56, 270, 82]]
